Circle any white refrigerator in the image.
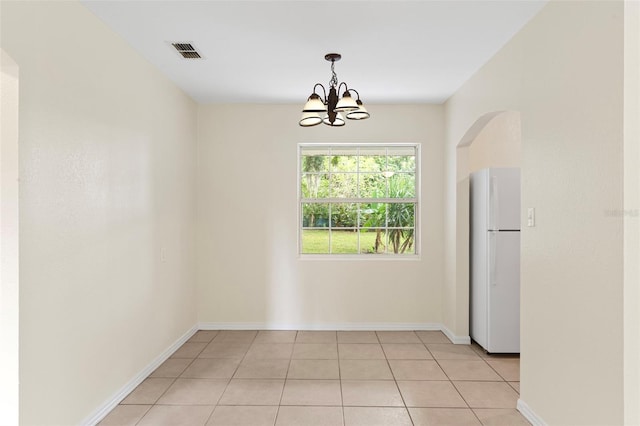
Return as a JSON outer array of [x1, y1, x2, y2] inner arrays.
[[470, 168, 521, 354]]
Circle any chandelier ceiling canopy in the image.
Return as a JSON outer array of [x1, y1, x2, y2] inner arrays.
[[300, 53, 370, 127]]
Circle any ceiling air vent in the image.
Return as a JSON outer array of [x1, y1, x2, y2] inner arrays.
[[171, 42, 202, 59]]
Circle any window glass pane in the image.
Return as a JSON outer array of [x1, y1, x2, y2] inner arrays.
[[359, 202, 386, 228], [387, 155, 416, 172], [388, 173, 415, 198], [401, 230, 416, 255], [330, 155, 357, 172], [359, 229, 385, 254], [386, 230, 398, 254], [330, 173, 357, 198], [387, 229, 415, 254], [331, 230, 358, 254], [301, 154, 330, 173], [359, 149, 385, 172], [303, 203, 329, 228], [387, 203, 415, 227], [301, 173, 329, 198], [331, 203, 357, 228], [359, 173, 387, 198], [301, 229, 329, 254]]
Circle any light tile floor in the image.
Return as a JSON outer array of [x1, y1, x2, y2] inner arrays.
[[99, 330, 529, 426]]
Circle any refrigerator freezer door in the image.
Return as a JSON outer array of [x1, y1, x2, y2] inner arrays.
[[487, 231, 520, 353], [488, 168, 521, 231]]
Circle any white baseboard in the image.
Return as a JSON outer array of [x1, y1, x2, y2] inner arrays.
[[441, 324, 471, 344], [198, 322, 471, 344], [517, 398, 546, 426], [81, 324, 198, 426], [198, 321, 440, 331]]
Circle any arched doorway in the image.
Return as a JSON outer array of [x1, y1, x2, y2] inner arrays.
[[455, 110, 522, 379]]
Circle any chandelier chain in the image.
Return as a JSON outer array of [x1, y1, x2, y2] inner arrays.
[[329, 60, 338, 88]]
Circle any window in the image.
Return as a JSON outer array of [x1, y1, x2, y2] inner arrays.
[[299, 144, 419, 256]]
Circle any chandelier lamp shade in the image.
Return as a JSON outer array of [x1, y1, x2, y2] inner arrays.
[[299, 53, 370, 127]]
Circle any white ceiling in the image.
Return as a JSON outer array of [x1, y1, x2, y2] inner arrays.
[[81, 0, 547, 104]]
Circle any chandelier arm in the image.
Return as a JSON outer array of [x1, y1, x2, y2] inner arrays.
[[337, 82, 349, 95], [348, 88, 360, 100], [313, 83, 328, 102]]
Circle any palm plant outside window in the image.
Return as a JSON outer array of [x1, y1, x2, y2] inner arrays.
[[299, 144, 419, 255]]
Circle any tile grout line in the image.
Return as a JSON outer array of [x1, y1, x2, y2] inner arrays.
[[273, 330, 297, 426], [435, 347, 521, 423], [378, 330, 417, 426], [131, 405, 152, 426], [484, 357, 520, 383], [470, 343, 522, 399], [334, 332, 346, 426], [208, 330, 258, 421], [424, 341, 478, 415], [197, 331, 222, 426]]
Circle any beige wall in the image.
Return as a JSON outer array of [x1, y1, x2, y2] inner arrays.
[[624, 2, 640, 424], [1, 49, 20, 426], [196, 104, 447, 330], [1, 2, 198, 424], [445, 1, 627, 424]]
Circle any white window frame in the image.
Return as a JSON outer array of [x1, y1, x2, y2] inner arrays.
[[297, 143, 421, 259]]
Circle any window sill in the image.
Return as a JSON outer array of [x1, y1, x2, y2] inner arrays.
[[298, 254, 421, 261]]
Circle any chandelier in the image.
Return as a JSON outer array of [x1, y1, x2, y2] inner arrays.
[[299, 53, 370, 127]]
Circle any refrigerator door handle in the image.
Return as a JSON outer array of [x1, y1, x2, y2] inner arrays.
[[489, 232, 497, 287], [489, 176, 499, 230]]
